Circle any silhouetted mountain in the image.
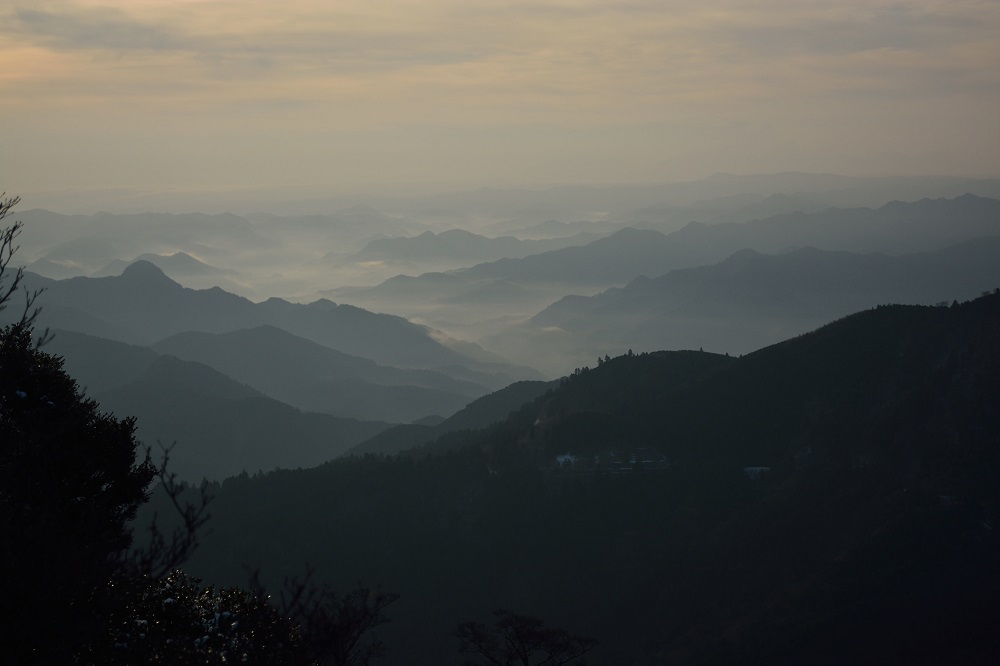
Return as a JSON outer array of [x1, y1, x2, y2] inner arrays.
[[493, 237, 1000, 373], [96, 355, 391, 481], [152, 326, 490, 423], [43, 329, 160, 395], [169, 292, 1000, 664], [335, 196, 1000, 341], [16, 262, 515, 374], [36, 329, 396, 479]]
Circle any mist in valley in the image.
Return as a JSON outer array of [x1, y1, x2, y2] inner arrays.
[[3, 1, 1000, 664]]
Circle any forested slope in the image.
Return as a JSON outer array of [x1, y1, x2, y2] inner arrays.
[[167, 293, 1000, 664]]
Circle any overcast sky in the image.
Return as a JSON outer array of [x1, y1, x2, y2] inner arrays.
[[2, 0, 999, 201]]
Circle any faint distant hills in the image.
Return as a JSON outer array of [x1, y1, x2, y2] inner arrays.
[[87, 251, 247, 293], [487, 237, 1000, 374], [93, 251, 239, 278], [344, 228, 604, 268], [19, 173, 1000, 300], [334, 195, 1000, 339], [24, 171, 1000, 219], [331, 227, 679, 323], [18, 210, 267, 275], [15, 206, 423, 301], [345, 172, 1000, 235]]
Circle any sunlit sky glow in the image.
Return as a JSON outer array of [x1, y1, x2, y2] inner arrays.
[[2, 0, 999, 198]]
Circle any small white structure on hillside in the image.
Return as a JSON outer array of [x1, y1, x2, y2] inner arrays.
[[743, 466, 771, 481]]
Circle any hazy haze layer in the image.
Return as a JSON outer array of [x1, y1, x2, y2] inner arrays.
[[3, 0, 999, 212]]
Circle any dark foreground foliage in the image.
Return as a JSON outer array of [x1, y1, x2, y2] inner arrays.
[[0, 319, 155, 662], [456, 609, 597, 665]]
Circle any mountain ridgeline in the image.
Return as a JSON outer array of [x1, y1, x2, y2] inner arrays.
[[16, 260, 471, 369], [6, 181, 1000, 663], [162, 293, 1000, 664], [331, 194, 1000, 364]]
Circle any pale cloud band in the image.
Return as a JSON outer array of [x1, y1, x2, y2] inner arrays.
[[2, 0, 998, 193]]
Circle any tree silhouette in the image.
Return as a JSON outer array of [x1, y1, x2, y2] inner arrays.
[[250, 566, 399, 666], [455, 610, 597, 666], [0, 194, 45, 329], [1, 203, 157, 661]]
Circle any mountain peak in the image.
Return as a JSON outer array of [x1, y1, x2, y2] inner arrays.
[[120, 260, 175, 284]]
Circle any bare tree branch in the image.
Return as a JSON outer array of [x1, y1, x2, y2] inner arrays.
[[125, 442, 213, 579], [455, 610, 597, 666], [250, 565, 399, 666], [1, 194, 49, 344]]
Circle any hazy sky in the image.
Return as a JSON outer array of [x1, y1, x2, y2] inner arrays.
[[2, 0, 999, 200]]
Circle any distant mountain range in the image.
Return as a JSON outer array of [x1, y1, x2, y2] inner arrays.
[[13, 261, 533, 384], [487, 237, 1000, 373], [15, 206, 423, 301], [334, 195, 1000, 342], [346, 228, 604, 267]]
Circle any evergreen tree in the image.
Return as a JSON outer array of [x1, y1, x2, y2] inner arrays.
[[1, 197, 157, 661]]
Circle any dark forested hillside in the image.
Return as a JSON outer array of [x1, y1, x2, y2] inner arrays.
[[164, 293, 1000, 664], [345, 378, 558, 456]]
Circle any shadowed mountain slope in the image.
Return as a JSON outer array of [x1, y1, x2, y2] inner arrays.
[[345, 379, 558, 456], [171, 292, 1000, 664], [152, 326, 490, 423], [95, 355, 390, 481]]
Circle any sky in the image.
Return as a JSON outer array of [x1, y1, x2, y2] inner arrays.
[[2, 0, 999, 204]]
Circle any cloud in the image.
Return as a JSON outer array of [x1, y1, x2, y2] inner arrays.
[[1, 1, 998, 191], [12, 7, 182, 51]]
